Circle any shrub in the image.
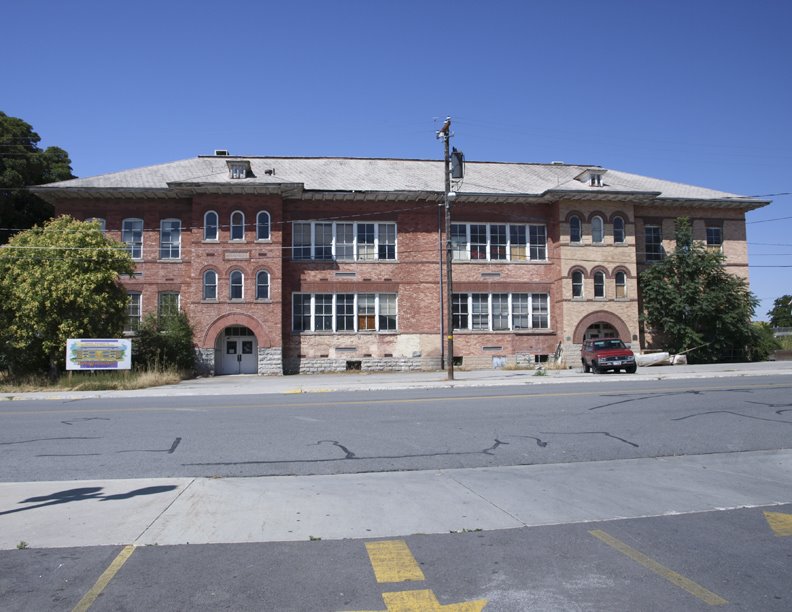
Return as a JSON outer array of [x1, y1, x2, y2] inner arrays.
[[134, 312, 195, 372]]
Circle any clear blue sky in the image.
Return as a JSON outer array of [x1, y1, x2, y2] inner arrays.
[[3, 0, 790, 319]]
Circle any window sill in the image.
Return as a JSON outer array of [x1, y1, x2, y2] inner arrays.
[[255, 239, 272, 244], [452, 259, 550, 264], [157, 259, 183, 263]]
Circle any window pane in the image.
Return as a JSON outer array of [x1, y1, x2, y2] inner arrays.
[[451, 224, 469, 260], [122, 219, 143, 259], [471, 293, 489, 330], [378, 223, 396, 260], [531, 294, 549, 329], [594, 271, 605, 298], [492, 294, 509, 330], [592, 217, 604, 243], [256, 271, 269, 300], [336, 294, 355, 330], [570, 216, 582, 243], [645, 226, 663, 261], [572, 271, 583, 298], [509, 225, 527, 261], [126, 292, 141, 332], [293, 294, 310, 331], [706, 226, 722, 249], [357, 293, 376, 331], [452, 294, 468, 330], [159, 220, 181, 259], [230, 271, 243, 299], [231, 212, 244, 240], [357, 224, 376, 261], [470, 225, 487, 260], [315, 223, 333, 260], [158, 292, 179, 318], [315, 294, 333, 330], [256, 211, 270, 240], [204, 212, 218, 241], [293, 222, 312, 259], [512, 294, 529, 330], [490, 225, 507, 260], [378, 294, 397, 331], [203, 270, 217, 300], [615, 272, 626, 298], [335, 223, 354, 260], [613, 217, 625, 243], [529, 225, 546, 260]]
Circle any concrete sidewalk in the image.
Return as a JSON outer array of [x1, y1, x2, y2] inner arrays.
[[2, 449, 791, 550], [2, 360, 791, 402]]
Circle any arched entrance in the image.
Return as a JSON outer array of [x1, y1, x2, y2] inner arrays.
[[215, 325, 258, 375], [583, 322, 619, 341]]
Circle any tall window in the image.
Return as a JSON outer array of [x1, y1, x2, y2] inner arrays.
[[229, 270, 243, 300], [256, 211, 271, 241], [645, 225, 663, 262], [706, 226, 723, 251], [126, 292, 141, 332], [230, 211, 245, 241], [204, 211, 219, 241], [591, 216, 604, 244], [122, 218, 143, 259], [615, 271, 627, 298], [452, 293, 550, 330], [572, 271, 584, 298], [203, 270, 218, 300], [291, 221, 396, 261], [293, 293, 397, 333], [594, 271, 605, 298], [159, 220, 181, 259], [613, 216, 625, 244], [451, 223, 547, 262], [569, 216, 582, 243], [256, 270, 270, 300], [158, 292, 179, 318]]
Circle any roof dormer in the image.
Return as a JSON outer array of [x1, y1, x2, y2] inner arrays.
[[226, 159, 251, 179], [575, 167, 607, 187]]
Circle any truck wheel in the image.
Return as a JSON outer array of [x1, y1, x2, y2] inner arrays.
[[626, 365, 637, 374], [583, 360, 591, 373], [592, 361, 601, 374]]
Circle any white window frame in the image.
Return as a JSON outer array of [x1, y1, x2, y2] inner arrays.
[[255, 270, 270, 300], [450, 223, 548, 262], [229, 270, 244, 300], [292, 293, 398, 332], [230, 211, 245, 241], [256, 211, 271, 241], [613, 216, 625, 244], [86, 217, 106, 233], [158, 291, 180, 318], [126, 291, 142, 332], [204, 211, 219, 241], [569, 216, 582, 243], [591, 216, 604, 244], [645, 225, 663, 262], [572, 270, 584, 298], [593, 271, 606, 298], [615, 271, 627, 298], [203, 269, 218, 301], [451, 293, 550, 331], [122, 218, 143, 260], [159, 219, 181, 260], [291, 221, 397, 261]]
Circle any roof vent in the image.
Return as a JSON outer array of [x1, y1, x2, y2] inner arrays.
[[551, 161, 565, 165], [214, 149, 230, 156]]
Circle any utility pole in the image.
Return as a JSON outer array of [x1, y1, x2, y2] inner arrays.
[[437, 117, 454, 380]]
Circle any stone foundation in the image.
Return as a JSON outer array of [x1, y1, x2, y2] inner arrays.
[[283, 355, 440, 375], [257, 348, 283, 375]]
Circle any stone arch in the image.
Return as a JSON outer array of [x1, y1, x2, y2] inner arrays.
[[201, 312, 271, 349], [567, 265, 589, 278], [573, 310, 631, 344], [590, 265, 611, 279]]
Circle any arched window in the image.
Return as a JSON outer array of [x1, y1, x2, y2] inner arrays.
[[230, 270, 244, 300], [203, 270, 218, 300], [256, 211, 271, 241], [613, 216, 625, 244], [256, 270, 270, 300], [572, 270, 584, 298], [204, 211, 218, 241], [569, 216, 582, 243], [230, 211, 245, 241], [591, 216, 604, 244], [615, 271, 627, 298], [594, 271, 605, 298]]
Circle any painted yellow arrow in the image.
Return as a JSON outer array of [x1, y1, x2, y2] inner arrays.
[[349, 588, 487, 612], [764, 511, 792, 536]]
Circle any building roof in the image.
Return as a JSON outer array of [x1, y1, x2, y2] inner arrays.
[[32, 155, 770, 209]]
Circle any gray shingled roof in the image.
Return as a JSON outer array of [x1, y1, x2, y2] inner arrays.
[[33, 155, 768, 208]]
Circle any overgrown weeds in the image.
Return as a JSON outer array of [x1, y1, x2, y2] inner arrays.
[[0, 369, 184, 393]]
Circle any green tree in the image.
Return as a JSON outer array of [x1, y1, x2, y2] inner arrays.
[[0, 216, 134, 376], [0, 111, 75, 244], [134, 311, 196, 372], [767, 295, 792, 327], [639, 217, 759, 363]]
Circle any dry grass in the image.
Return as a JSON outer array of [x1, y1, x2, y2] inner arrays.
[[0, 369, 184, 393]]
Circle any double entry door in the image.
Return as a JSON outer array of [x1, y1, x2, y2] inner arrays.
[[220, 337, 257, 374]]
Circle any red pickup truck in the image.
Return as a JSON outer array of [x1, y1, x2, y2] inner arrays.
[[581, 339, 637, 374]]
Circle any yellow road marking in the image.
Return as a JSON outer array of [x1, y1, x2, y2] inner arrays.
[[72, 544, 135, 612], [590, 530, 727, 606], [366, 540, 425, 583], [349, 589, 487, 611], [3, 381, 789, 417], [764, 511, 792, 536]]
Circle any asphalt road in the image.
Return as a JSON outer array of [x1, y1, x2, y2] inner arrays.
[[1, 375, 791, 481]]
